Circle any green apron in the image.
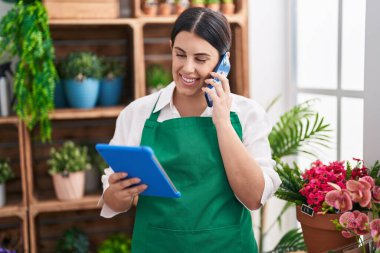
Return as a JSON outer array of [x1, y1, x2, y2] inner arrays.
[[131, 99, 258, 253]]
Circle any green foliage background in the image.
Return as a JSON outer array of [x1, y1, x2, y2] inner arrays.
[[0, 0, 58, 142]]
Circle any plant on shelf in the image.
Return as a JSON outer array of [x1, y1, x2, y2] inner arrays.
[[146, 64, 172, 93], [158, 0, 173, 16], [221, 0, 235, 15], [0, 0, 58, 142], [206, 0, 220, 12], [56, 227, 90, 253], [47, 141, 91, 200], [98, 57, 125, 106], [143, 0, 158, 16], [190, 0, 205, 8], [61, 51, 102, 109], [98, 234, 131, 253], [0, 158, 14, 207], [174, 0, 188, 15]]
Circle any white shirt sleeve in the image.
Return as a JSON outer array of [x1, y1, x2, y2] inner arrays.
[[239, 100, 281, 206]]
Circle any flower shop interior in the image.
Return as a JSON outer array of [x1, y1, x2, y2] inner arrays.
[[1, 0, 380, 252]]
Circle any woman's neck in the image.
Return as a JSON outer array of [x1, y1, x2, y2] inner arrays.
[[173, 89, 207, 117]]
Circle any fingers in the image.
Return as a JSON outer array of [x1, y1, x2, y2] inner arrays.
[[211, 72, 231, 93], [108, 172, 127, 184]]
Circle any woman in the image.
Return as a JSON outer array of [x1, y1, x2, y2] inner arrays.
[[100, 7, 281, 253]]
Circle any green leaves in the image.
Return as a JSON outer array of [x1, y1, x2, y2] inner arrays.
[[265, 228, 306, 253], [146, 64, 172, 88], [47, 141, 91, 175], [269, 99, 331, 160], [274, 160, 307, 205], [98, 234, 131, 253], [0, 159, 14, 184], [61, 52, 102, 80], [56, 227, 90, 253], [0, 0, 58, 142]]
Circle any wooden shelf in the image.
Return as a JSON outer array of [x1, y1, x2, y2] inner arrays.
[[0, 204, 24, 218], [30, 195, 101, 215], [48, 14, 244, 26], [49, 106, 123, 120], [0, 116, 18, 125]]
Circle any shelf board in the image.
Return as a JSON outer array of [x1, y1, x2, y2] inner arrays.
[[50, 106, 123, 120], [49, 18, 137, 26], [30, 195, 101, 214], [49, 14, 244, 26], [0, 204, 24, 218], [0, 116, 18, 125]]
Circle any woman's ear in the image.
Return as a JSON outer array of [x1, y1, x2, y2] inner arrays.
[[227, 52, 230, 59]]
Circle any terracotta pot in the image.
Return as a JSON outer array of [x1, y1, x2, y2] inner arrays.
[[221, 3, 235, 15], [207, 3, 220, 11], [296, 206, 357, 253], [158, 3, 172, 15], [143, 4, 158, 16], [52, 171, 85, 201], [175, 4, 186, 15]]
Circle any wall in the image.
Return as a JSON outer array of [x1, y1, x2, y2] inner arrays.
[[364, 0, 380, 165], [248, 0, 296, 251]]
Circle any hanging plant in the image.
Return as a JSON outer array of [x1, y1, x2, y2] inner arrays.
[[0, 0, 58, 142]]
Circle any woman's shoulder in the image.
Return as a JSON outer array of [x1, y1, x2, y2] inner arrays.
[[230, 93, 266, 115]]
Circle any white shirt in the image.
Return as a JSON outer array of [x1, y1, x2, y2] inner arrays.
[[100, 82, 281, 218]]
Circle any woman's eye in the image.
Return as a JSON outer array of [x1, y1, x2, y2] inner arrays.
[[176, 54, 185, 58], [196, 58, 207, 63]]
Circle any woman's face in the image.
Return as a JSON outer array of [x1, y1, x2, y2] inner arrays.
[[171, 31, 220, 99]]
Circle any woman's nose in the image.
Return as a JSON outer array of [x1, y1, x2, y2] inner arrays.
[[182, 59, 195, 73]]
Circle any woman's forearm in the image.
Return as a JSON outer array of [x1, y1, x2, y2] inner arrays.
[[215, 122, 265, 210]]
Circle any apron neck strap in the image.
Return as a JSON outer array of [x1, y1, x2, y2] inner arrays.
[[148, 93, 162, 121]]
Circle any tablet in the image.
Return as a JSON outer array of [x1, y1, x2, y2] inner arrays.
[[95, 144, 181, 198]]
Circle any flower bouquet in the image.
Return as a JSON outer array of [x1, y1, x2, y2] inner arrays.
[[275, 158, 380, 252]]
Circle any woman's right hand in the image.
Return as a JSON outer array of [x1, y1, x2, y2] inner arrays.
[[103, 172, 148, 212]]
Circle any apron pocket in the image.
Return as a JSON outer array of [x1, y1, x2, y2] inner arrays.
[[144, 224, 243, 253]]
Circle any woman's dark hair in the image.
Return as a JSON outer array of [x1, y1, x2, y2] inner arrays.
[[171, 8, 232, 55]]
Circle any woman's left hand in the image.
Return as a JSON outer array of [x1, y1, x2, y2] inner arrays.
[[202, 71, 232, 128]]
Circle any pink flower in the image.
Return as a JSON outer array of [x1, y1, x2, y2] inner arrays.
[[339, 211, 369, 237], [325, 188, 352, 212], [370, 219, 380, 248], [373, 186, 380, 203], [346, 180, 372, 208]]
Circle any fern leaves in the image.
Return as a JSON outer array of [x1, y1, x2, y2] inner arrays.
[[269, 100, 331, 159]]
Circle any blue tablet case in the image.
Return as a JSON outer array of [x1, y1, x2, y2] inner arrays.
[[95, 144, 181, 198]]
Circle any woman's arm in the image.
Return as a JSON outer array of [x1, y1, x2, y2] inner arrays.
[[203, 72, 279, 210]]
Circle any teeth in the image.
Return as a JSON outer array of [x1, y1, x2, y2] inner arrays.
[[182, 75, 196, 83]]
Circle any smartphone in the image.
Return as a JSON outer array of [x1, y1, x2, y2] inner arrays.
[[205, 53, 231, 107]]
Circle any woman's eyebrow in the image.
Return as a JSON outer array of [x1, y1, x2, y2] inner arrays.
[[174, 47, 211, 57]]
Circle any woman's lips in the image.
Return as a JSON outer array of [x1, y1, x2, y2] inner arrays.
[[180, 74, 198, 86]]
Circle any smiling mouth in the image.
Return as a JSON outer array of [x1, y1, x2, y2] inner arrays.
[[180, 74, 199, 86]]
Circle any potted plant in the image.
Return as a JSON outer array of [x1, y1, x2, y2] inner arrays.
[[0, 159, 14, 207], [47, 141, 91, 201], [174, 0, 188, 15], [146, 64, 172, 94], [143, 0, 158, 16], [61, 52, 102, 109], [221, 0, 235, 15], [206, 0, 220, 12], [98, 57, 125, 107], [190, 0, 205, 8], [0, 0, 58, 142], [158, 0, 173, 16], [56, 227, 90, 253], [85, 146, 108, 194], [98, 234, 131, 253]]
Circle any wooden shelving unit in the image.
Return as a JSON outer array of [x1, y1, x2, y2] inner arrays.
[[0, 0, 248, 252]]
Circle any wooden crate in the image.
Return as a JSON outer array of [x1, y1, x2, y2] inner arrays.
[[43, 0, 120, 19]]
